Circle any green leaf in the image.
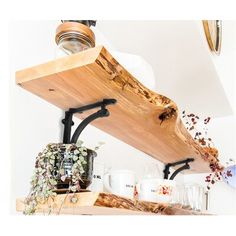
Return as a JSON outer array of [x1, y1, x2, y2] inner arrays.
[[74, 150, 79, 155], [81, 151, 87, 156], [76, 160, 82, 166], [46, 152, 52, 157], [31, 176, 36, 181], [49, 179, 57, 186], [94, 141, 105, 151], [98, 141, 105, 146], [76, 140, 83, 147], [73, 163, 78, 168], [59, 168, 64, 175], [69, 186, 77, 192], [39, 160, 44, 165]]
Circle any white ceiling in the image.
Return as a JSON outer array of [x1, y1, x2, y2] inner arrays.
[[95, 20, 233, 118]]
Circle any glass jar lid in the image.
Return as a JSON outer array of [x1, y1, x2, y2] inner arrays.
[[55, 21, 95, 47]]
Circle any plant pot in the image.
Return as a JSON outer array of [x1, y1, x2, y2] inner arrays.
[[79, 149, 97, 189], [53, 145, 97, 192]]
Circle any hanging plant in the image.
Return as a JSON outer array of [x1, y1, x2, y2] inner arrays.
[[24, 140, 104, 215]]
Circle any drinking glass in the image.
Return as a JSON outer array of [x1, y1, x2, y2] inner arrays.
[[171, 185, 184, 205], [184, 184, 204, 211], [142, 163, 162, 179], [172, 183, 204, 211]]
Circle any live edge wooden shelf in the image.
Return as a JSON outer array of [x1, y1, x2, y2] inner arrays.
[[15, 45, 220, 173], [16, 192, 207, 215]]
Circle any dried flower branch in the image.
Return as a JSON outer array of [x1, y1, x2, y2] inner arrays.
[[182, 111, 214, 148], [181, 111, 232, 190]]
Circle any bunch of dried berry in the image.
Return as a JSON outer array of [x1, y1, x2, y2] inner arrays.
[[181, 111, 228, 190], [182, 111, 214, 148]]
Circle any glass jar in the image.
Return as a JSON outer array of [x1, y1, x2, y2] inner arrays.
[[55, 21, 95, 58]]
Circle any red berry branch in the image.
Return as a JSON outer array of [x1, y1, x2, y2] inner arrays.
[[181, 111, 228, 190], [182, 111, 214, 148]]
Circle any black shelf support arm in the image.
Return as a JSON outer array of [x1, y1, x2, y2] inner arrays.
[[163, 158, 194, 180], [62, 99, 117, 144]]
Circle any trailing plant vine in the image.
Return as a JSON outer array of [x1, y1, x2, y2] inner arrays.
[[24, 140, 104, 215]]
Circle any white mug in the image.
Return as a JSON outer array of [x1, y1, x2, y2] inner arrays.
[[137, 179, 175, 203], [103, 170, 135, 199]]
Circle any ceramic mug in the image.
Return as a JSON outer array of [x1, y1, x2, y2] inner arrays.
[[157, 179, 176, 203], [103, 170, 136, 199], [137, 178, 175, 203]]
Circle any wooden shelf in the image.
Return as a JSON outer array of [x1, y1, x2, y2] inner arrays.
[[15, 46, 221, 173], [16, 192, 207, 215]]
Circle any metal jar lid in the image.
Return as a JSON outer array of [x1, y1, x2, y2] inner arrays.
[[55, 21, 95, 47]]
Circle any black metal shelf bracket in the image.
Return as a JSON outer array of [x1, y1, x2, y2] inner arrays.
[[62, 98, 117, 144], [163, 158, 194, 180]]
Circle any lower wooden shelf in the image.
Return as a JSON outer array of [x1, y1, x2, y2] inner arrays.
[[16, 192, 208, 215]]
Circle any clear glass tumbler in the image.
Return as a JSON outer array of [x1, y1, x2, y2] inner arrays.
[[172, 183, 204, 211]]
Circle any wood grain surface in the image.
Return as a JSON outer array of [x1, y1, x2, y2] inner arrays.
[[16, 192, 208, 215], [15, 46, 222, 173]]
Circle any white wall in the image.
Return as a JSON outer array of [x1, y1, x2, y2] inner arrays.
[[97, 20, 233, 118], [185, 21, 236, 214], [10, 21, 181, 214], [10, 20, 63, 213], [196, 20, 236, 113]]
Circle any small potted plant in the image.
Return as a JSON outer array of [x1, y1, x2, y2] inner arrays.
[[24, 140, 104, 215], [23, 99, 115, 214]]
